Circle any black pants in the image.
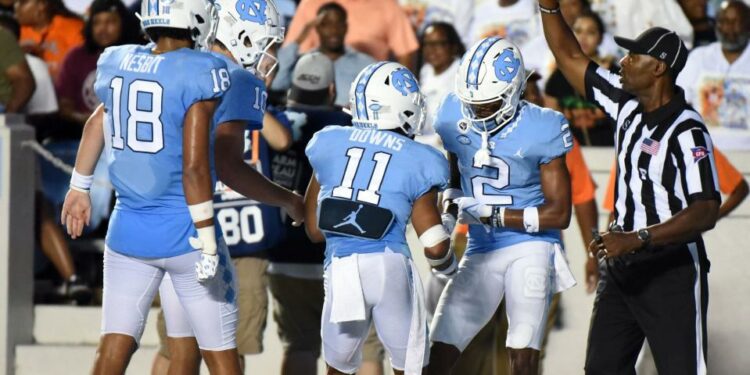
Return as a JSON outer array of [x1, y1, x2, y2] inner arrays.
[[585, 242, 709, 375]]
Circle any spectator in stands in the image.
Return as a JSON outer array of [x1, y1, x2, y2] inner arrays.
[[678, 0, 750, 144], [272, 2, 373, 107], [1, 11, 90, 306], [56, 0, 140, 127], [545, 11, 617, 145], [268, 51, 349, 375], [418, 22, 464, 142], [678, 0, 718, 48], [0, 14, 56, 116], [15, 0, 84, 79], [0, 0, 12, 13], [284, 0, 418, 71], [0, 21, 34, 112]]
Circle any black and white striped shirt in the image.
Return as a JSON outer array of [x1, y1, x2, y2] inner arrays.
[[584, 62, 720, 233]]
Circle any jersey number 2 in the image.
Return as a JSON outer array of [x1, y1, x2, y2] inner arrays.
[[109, 77, 164, 153], [472, 155, 512, 205], [332, 147, 391, 205]]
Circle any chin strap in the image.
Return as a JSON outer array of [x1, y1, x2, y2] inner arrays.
[[474, 131, 491, 165]]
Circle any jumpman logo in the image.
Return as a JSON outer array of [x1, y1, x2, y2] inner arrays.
[[333, 204, 366, 234]]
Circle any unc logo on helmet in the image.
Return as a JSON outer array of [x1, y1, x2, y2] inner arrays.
[[391, 68, 419, 97], [493, 49, 520, 83], [349, 62, 426, 137], [235, 0, 267, 24]]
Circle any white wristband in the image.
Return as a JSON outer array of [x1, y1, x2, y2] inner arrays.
[[426, 246, 455, 267], [419, 224, 450, 248], [523, 207, 540, 233], [70, 169, 93, 191], [434, 255, 458, 276], [188, 200, 214, 223], [196, 226, 217, 255]]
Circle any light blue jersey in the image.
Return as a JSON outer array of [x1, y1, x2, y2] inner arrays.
[[434, 93, 572, 254], [306, 126, 449, 267], [209, 52, 284, 257], [95, 44, 229, 258], [211, 52, 264, 130]]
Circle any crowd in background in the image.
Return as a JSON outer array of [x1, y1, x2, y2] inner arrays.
[[0, 0, 748, 336]]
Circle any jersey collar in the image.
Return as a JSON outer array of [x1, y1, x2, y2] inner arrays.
[[641, 87, 687, 130]]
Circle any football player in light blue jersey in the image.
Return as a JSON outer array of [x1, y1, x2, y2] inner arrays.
[[304, 62, 454, 375], [59, 0, 302, 373], [153, 0, 296, 373], [427, 37, 577, 375]]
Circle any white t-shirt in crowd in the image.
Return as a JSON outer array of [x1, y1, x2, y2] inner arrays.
[[24, 54, 57, 115], [466, 0, 540, 50], [677, 42, 750, 150], [416, 59, 459, 150]]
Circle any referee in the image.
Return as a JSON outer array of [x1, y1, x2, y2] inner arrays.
[[538, 1, 720, 374]]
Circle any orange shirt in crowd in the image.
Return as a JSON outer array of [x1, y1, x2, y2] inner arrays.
[[567, 139, 597, 205], [602, 147, 743, 212], [284, 0, 419, 61], [454, 139, 596, 236], [20, 15, 84, 79]]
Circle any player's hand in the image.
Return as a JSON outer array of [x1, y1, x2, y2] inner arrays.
[[593, 231, 642, 259], [454, 197, 492, 225], [285, 191, 305, 227], [584, 257, 599, 294], [190, 233, 218, 282], [195, 252, 219, 282], [441, 212, 456, 235], [61, 189, 91, 239]]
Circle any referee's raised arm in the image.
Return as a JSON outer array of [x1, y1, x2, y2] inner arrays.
[[538, 0, 590, 96]]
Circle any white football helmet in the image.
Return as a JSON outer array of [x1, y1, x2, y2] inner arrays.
[[214, 0, 284, 76], [455, 37, 528, 135], [139, 0, 218, 51], [349, 62, 426, 137]]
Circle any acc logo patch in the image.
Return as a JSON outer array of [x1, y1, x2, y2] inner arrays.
[[691, 146, 710, 163], [493, 48, 520, 83], [457, 135, 471, 145], [457, 119, 469, 134]]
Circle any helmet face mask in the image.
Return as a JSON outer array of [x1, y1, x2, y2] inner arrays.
[[455, 37, 527, 135], [214, 0, 285, 76], [139, 0, 219, 51], [349, 62, 426, 138]]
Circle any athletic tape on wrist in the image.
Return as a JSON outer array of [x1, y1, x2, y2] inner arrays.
[[441, 188, 463, 207], [196, 226, 217, 256], [523, 207, 540, 233], [70, 169, 93, 191], [188, 200, 214, 223], [419, 224, 450, 249]]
